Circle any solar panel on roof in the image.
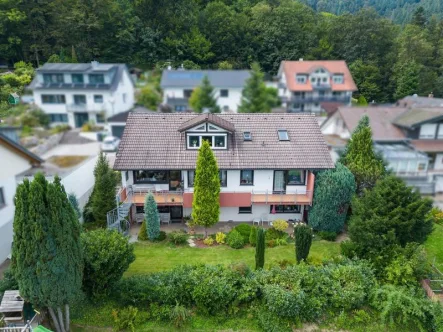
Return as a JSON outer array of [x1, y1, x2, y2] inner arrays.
[[168, 72, 204, 80]]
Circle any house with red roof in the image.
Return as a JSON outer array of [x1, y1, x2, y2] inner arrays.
[[277, 59, 357, 114]]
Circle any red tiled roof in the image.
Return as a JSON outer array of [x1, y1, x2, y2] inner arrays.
[[114, 113, 334, 170], [281, 60, 357, 92]]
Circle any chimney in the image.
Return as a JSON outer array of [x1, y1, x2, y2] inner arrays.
[[91, 60, 99, 68], [299, 58, 303, 62], [429, 92, 434, 98]]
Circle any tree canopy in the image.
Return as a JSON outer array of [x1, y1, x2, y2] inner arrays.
[[189, 76, 220, 113]]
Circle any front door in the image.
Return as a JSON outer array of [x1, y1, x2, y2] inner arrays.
[[170, 206, 183, 222], [74, 112, 89, 128], [274, 171, 286, 193]]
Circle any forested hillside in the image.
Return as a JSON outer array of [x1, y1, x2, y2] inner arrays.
[[1, 0, 443, 102], [301, 0, 443, 24]]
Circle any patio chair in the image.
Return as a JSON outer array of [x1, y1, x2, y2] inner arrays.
[[160, 213, 170, 225], [253, 218, 261, 226], [261, 214, 271, 226]]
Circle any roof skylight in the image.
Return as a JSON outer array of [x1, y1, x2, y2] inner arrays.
[[243, 132, 252, 141], [278, 130, 289, 141]]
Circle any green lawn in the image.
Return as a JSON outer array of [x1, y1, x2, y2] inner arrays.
[[425, 223, 443, 271], [126, 240, 341, 276]]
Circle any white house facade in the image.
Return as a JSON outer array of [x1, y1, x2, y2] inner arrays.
[[277, 60, 357, 114], [160, 70, 250, 113], [29, 62, 135, 128], [110, 113, 334, 228], [0, 134, 43, 264]]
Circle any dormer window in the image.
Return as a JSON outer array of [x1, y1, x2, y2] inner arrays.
[[187, 133, 227, 149], [243, 132, 252, 141], [333, 75, 344, 84], [278, 130, 289, 141], [296, 75, 306, 84]]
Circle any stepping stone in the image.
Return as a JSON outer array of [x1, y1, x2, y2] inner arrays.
[[187, 239, 194, 243], [189, 243, 196, 247]]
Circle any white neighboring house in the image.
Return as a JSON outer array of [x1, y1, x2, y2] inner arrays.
[[277, 59, 357, 113], [28, 62, 135, 128], [0, 133, 43, 264], [160, 70, 250, 113]]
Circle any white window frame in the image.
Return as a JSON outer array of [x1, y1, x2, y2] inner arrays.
[[419, 124, 437, 139], [186, 133, 227, 150], [333, 75, 344, 84], [296, 75, 306, 84]]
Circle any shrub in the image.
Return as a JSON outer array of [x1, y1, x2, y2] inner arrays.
[[227, 230, 244, 249], [275, 238, 288, 246], [0, 268, 18, 298], [370, 285, 440, 331], [429, 207, 443, 225], [203, 237, 214, 246], [267, 239, 276, 248], [272, 219, 289, 232], [263, 284, 305, 318], [256, 307, 293, 332], [318, 231, 337, 241], [137, 220, 148, 241], [295, 224, 313, 263], [82, 230, 135, 297], [215, 232, 226, 244], [168, 231, 188, 245], [148, 303, 173, 321], [249, 226, 258, 246], [112, 306, 138, 332], [157, 231, 167, 241], [170, 303, 191, 328], [234, 223, 252, 244], [340, 240, 358, 258], [266, 227, 286, 241]]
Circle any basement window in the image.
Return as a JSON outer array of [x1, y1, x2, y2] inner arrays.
[[278, 130, 289, 141]]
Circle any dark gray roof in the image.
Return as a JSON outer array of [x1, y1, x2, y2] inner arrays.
[[0, 133, 43, 165], [114, 113, 334, 170], [28, 63, 133, 91], [160, 70, 250, 88], [107, 107, 157, 123], [393, 108, 443, 128], [398, 95, 443, 108]]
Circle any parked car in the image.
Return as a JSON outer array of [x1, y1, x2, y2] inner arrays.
[[101, 136, 120, 152]]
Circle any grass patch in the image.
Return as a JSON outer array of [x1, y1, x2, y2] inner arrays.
[[425, 223, 443, 271], [47, 155, 88, 168], [126, 240, 341, 276]]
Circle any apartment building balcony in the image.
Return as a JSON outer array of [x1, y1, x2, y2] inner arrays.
[[66, 103, 103, 112], [311, 83, 331, 90], [290, 96, 350, 103], [119, 186, 314, 207]]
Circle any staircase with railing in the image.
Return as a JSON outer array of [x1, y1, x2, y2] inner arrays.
[[106, 188, 132, 235]]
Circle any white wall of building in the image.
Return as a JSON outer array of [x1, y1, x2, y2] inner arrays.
[[33, 71, 135, 128], [163, 87, 243, 112], [0, 145, 35, 263]]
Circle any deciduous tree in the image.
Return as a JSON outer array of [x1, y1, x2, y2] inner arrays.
[[192, 140, 220, 237]]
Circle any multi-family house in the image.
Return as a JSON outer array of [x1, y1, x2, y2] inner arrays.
[[277, 60, 357, 114], [160, 70, 250, 113], [111, 112, 333, 227], [0, 133, 43, 264], [322, 106, 443, 194], [28, 62, 135, 128]]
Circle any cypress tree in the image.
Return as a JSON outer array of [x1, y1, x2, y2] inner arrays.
[[339, 115, 385, 194], [12, 173, 83, 332], [308, 163, 356, 233], [295, 224, 313, 263], [90, 153, 117, 227], [71, 45, 78, 63], [144, 193, 160, 241], [137, 220, 149, 241], [192, 140, 220, 237], [255, 228, 265, 269], [238, 62, 270, 113]]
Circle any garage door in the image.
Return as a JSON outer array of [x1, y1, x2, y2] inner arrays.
[[111, 125, 125, 138]]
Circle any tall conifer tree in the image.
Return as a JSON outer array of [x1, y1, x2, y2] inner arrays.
[[12, 173, 83, 332], [189, 76, 220, 113], [238, 62, 270, 113], [192, 140, 220, 237], [144, 193, 160, 240]]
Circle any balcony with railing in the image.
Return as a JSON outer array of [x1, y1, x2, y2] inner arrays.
[[251, 190, 313, 205], [290, 95, 351, 103], [66, 103, 104, 112]]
